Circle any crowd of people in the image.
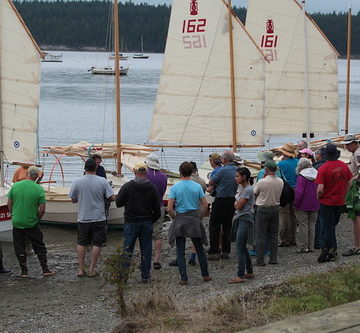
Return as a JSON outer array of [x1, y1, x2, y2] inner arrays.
[[1, 134, 360, 285]]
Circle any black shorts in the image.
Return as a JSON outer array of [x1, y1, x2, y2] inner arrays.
[[77, 221, 107, 247]]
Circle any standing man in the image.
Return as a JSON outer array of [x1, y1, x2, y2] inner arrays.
[[277, 143, 298, 247], [342, 135, 360, 257], [254, 161, 284, 266], [207, 150, 238, 260], [145, 153, 167, 270], [69, 159, 115, 277], [116, 162, 161, 283], [91, 154, 107, 179], [7, 166, 55, 277], [315, 144, 353, 263]]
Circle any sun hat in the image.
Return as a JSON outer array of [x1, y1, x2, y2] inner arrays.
[[257, 151, 274, 162], [278, 143, 297, 158], [133, 162, 148, 171], [323, 143, 340, 161], [264, 160, 278, 170], [342, 134, 359, 145], [299, 148, 314, 156], [233, 153, 244, 165], [145, 153, 160, 170]]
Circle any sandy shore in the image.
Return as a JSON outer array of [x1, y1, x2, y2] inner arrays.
[[1, 215, 360, 333]]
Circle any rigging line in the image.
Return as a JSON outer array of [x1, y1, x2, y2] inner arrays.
[[102, 2, 114, 146], [178, 3, 226, 144]]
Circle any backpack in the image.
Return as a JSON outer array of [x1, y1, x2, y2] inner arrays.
[[280, 179, 294, 207]]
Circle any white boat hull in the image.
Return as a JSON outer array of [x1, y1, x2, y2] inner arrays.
[[89, 66, 129, 76]]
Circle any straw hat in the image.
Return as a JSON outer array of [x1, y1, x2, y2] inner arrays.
[[278, 143, 297, 158], [145, 153, 160, 170]]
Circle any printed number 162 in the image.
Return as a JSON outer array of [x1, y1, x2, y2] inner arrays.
[[182, 19, 207, 33]]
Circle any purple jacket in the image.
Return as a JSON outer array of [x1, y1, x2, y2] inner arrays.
[[293, 168, 320, 211]]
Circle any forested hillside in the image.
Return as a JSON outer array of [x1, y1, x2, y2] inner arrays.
[[14, 0, 360, 56]]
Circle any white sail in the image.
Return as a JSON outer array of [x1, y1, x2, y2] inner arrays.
[[149, 0, 267, 146], [0, 0, 42, 164], [246, 0, 339, 136]]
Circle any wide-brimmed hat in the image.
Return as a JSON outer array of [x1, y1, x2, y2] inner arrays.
[[233, 153, 244, 165], [342, 134, 359, 145], [257, 151, 274, 162], [145, 153, 160, 170], [299, 148, 314, 156], [324, 143, 340, 161], [278, 143, 297, 158]]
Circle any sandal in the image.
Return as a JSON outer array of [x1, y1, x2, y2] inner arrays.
[[229, 277, 246, 284], [153, 262, 162, 270], [77, 272, 86, 277], [87, 271, 97, 278]]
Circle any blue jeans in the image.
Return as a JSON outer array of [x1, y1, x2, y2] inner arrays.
[[236, 221, 253, 278], [320, 204, 342, 251], [176, 237, 209, 281], [122, 221, 153, 280]]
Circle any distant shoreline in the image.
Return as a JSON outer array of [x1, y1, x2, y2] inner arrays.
[[40, 46, 360, 59]]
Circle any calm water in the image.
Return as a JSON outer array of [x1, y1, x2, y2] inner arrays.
[[36, 52, 360, 185]]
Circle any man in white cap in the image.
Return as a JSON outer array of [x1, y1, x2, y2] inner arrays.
[[145, 153, 167, 269], [342, 135, 360, 257]]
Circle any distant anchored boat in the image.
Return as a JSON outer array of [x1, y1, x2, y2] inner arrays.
[[41, 52, 63, 62], [88, 66, 129, 75], [133, 36, 149, 59], [109, 53, 128, 60]]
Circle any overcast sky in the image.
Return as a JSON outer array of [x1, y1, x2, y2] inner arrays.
[[130, 0, 359, 13]]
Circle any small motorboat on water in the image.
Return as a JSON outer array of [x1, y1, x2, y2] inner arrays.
[[133, 53, 149, 59], [88, 66, 129, 75], [41, 52, 63, 63]]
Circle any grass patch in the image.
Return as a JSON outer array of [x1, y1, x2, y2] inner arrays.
[[110, 264, 360, 332]]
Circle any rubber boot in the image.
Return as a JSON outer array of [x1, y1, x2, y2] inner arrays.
[[37, 253, 56, 276], [17, 254, 29, 277], [0, 258, 12, 274]]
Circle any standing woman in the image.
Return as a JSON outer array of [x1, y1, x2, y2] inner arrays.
[[167, 162, 211, 285], [229, 167, 255, 283], [293, 158, 319, 253]]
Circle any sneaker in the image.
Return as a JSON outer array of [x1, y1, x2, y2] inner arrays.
[[317, 248, 330, 263], [168, 259, 178, 266], [208, 253, 220, 260], [342, 248, 360, 257]]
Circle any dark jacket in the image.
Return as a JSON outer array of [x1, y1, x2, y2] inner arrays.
[[116, 178, 161, 223]]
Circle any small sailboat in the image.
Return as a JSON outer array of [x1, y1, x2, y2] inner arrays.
[[41, 52, 63, 63], [89, 65, 129, 76], [133, 36, 149, 59], [109, 53, 128, 61], [0, 0, 43, 240]]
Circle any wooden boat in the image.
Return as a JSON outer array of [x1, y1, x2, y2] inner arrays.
[[133, 36, 149, 59], [0, 0, 44, 241], [41, 52, 63, 63], [89, 66, 129, 76]]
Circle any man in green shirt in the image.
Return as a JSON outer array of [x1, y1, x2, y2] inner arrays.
[[7, 166, 55, 278]]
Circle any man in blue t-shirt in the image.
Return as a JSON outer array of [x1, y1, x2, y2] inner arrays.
[[277, 143, 299, 247]]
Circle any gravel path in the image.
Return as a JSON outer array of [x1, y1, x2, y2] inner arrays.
[[1, 215, 360, 333]]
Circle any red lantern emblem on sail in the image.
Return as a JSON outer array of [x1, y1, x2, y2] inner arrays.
[[266, 20, 274, 34], [190, 0, 198, 16]]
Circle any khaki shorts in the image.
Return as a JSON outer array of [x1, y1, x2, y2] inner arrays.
[[153, 207, 166, 240]]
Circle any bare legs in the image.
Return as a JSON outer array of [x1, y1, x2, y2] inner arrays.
[[154, 239, 162, 263], [77, 245, 101, 276]]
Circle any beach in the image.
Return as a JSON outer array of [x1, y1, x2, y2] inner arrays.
[[1, 215, 359, 333]]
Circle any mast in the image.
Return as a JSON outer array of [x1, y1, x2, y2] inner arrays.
[[302, 0, 310, 141], [227, 0, 237, 152], [114, 0, 122, 175], [345, 2, 352, 135], [141, 35, 144, 54]]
